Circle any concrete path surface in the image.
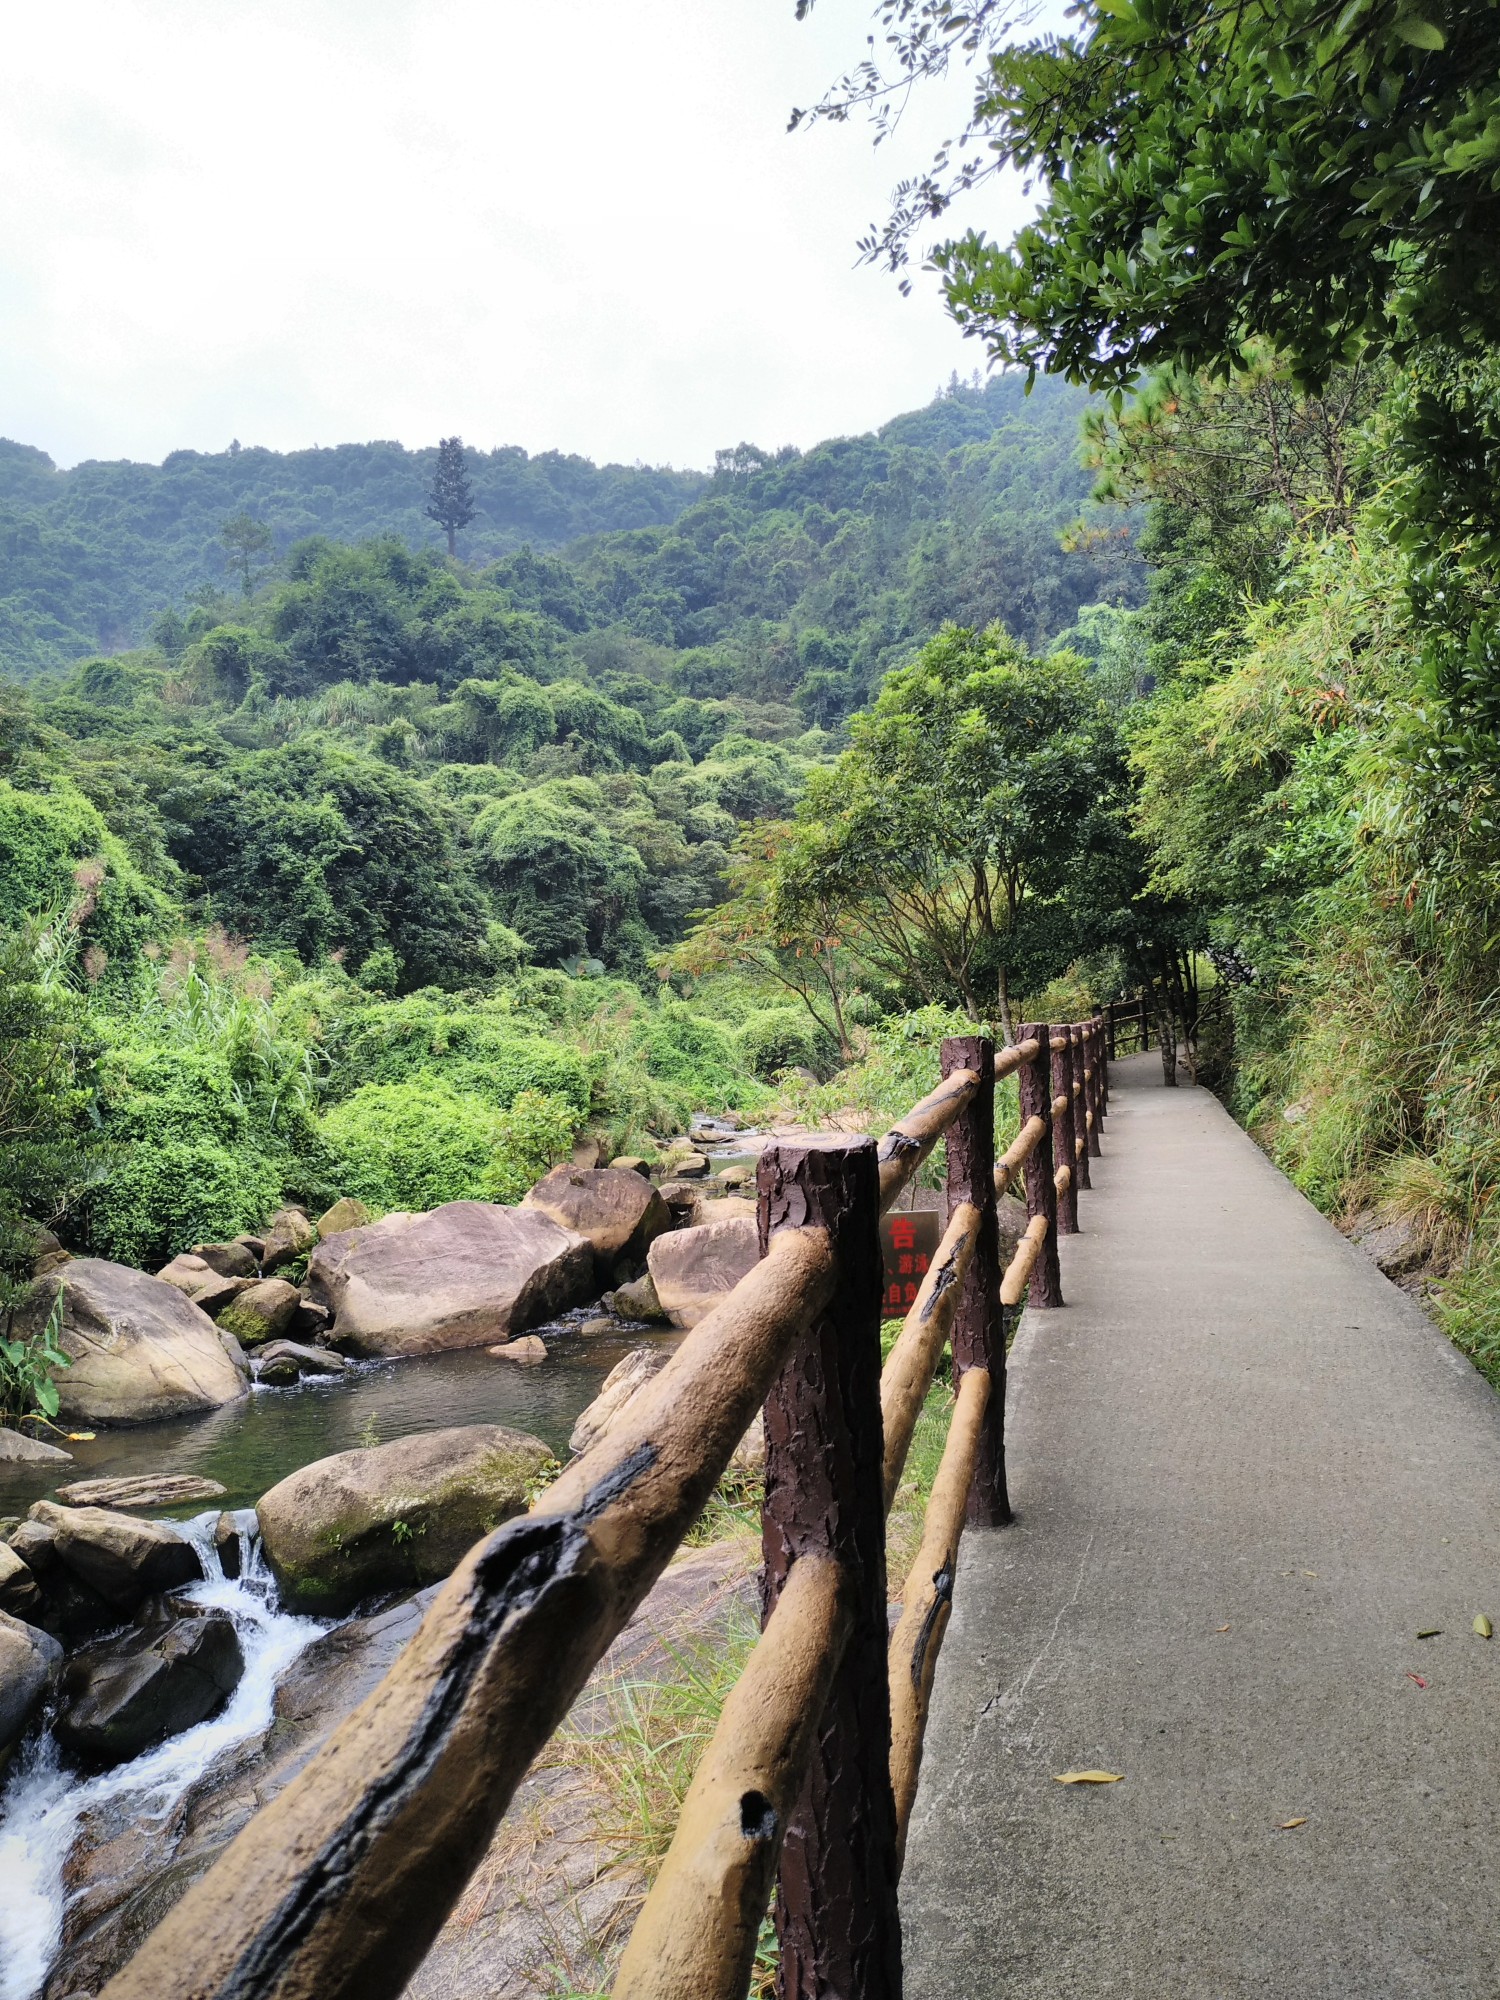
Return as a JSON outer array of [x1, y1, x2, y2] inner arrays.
[[901, 1055, 1500, 1999]]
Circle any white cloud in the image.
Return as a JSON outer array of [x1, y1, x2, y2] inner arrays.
[[0, 0, 1043, 469]]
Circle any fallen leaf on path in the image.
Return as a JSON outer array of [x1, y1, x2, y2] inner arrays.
[[1475, 1615, 1493, 1639], [1302, 1570, 1318, 1578], [1406, 1672, 1428, 1688], [1417, 1628, 1442, 1639], [1277, 1818, 1308, 1830], [1215, 1624, 1231, 1633], [1053, 1771, 1124, 1785]]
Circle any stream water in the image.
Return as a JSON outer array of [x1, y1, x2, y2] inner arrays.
[[0, 1307, 681, 1522], [0, 1308, 682, 1998], [0, 1514, 324, 2000]]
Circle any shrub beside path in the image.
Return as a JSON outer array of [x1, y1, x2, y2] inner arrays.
[[903, 1053, 1500, 1999]]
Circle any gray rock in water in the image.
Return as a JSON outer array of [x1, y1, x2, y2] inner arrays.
[[256, 1424, 553, 1615], [54, 1605, 244, 1765], [305, 1201, 593, 1358], [646, 1210, 760, 1328], [53, 1475, 227, 1512], [217, 1277, 302, 1348], [604, 1271, 667, 1323], [569, 1347, 670, 1457], [254, 1340, 348, 1380], [27, 1500, 201, 1610], [0, 1425, 72, 1464], [0, 1541, 42, 1620], [0, 1609, 63, 1754], [10, 1260, 248, 1427]]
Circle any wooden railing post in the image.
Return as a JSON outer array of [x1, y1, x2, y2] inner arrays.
[[1096, 1010, 1109, 1118], [1050, 1028, 1080, 1235], [1138, 990, 1149, 1055], [758, 1137, 901, 2000], [940, 1035, 1008, 1526], [1084, 1021, 1103, 1158], [1017, 1022, 1063, 1307], [1107, 1003, 1118, 1062], [1071, 1024, 1093, 1192]]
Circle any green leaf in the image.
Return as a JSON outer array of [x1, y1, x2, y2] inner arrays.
[[1392, 12, 1445, 48]]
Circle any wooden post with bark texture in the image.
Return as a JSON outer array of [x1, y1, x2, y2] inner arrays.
[[940, 1035, 1008, 1526], [1050, 1029, 1080, 1236], [1071, 1025, 1093, 1191], [1085, 1022, 1103, 1159], [1138, 991, 1149, 1055], [1096, 1010, 1109, 1117], [758, 1137, 902, 2000], [1017, 1022, 1063, 1306], [1107, 1004, 1118, 1062]]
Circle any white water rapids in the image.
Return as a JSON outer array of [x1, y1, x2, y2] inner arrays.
[[0, 1511, 326, 2000]]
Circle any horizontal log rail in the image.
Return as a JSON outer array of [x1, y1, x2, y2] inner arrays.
[[100, 1012, 1118, 2000]]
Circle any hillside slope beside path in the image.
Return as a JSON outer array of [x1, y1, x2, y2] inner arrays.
[[902, 1055, 1500, 1998]]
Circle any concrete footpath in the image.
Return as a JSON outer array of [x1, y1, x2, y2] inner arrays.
[[901, 1056, 1500, 1999]]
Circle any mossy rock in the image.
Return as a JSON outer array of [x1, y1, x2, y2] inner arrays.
[[255, 1425, 553, 1615]]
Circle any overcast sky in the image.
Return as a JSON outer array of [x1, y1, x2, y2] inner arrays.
[[0, 1, 1044, 471]]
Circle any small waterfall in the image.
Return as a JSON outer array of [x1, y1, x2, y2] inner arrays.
[[0, 1511, 325, 2000]]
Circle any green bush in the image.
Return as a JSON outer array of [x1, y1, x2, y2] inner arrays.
[[631, 1003, 755, 1109], [88, 1136, 283, 1267], [738, 1007, 838, 1083], [324, 995, 591, 1115], [319, 1076, 577, 1211]]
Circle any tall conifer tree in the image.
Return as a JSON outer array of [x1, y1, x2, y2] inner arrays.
[[426, 436, 476, 557]]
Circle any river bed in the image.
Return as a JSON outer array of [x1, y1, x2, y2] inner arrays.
[[0, 1308, 680, 1521]]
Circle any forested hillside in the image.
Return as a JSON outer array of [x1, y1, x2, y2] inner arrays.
[[0, 372, 1140, 1281], [0, 372, 1121, 681]]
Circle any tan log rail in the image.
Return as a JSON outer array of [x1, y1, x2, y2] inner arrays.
[[99, 1016, 1115, 2000]]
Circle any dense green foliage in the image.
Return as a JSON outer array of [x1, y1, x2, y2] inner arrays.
[[0, 380, 1143, 1273]]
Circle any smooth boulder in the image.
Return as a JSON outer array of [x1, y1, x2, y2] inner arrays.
[[54, 1605, 244, 1765], [253, 1340, 348, 1381], [0, 1543, 41, 1620], [190, 1241, 259, 1279], [521, 1166, 670, 1280], [13, 1261, 248, 1426], [488, 1335, 547, 1364], [0, 1426, 72, 1464], [216, 1278, 301, 1348], [256, 1423, 553, 1614], [305, 1201, 592, 1357], [569, 1346, 669, 1456], [27, 1501, 200, 1609], [647, 1209, 761, 1329], [316, 1196, 370, 1237], [0, 1610, 63, 1755], [261, 1206, 318, 1273]]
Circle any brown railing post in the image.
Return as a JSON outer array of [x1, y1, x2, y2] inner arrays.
[[1096, 1009, 1109, 1117], [1085, 1021, 1103, 1158], [758, 1137, 901, 2000], [1138, 990, 1149, 1054], [940, 1035, 1008, 1526], [1107, 1002, 1118, 1062], [1017, 1021, 1063, 1306], [1071, 1024, 1093, 1192], [1051, 1029, 1080, 1235]]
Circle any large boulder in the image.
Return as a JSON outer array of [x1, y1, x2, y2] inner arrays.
[[647, 1209, 761, 1329], [521, 1166, 671, 1282], [261, 1207, 318, 1274], [256, 1424, 553, 1615], [12, 1261, 249, 1426], [27, 1500, 201, 1610], [0, 1610, 63, 1756], [216, 1278, 301, 1348], [54, 1604, 244, 1765], [305, 1202, 593, 1357], [54, 1474, 226, 1511]]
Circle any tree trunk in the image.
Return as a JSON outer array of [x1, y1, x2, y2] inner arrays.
[[1156, 980, 1179, 1086], [996, 964, 1016, 1047]]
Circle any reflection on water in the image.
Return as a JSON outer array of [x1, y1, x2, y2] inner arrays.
[[0, 1310, 680, 1520]]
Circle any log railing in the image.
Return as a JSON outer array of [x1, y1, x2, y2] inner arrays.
[[98, 1015, 1115, 2000]]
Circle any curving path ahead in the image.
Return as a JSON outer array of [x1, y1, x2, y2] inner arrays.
[[902, 1054, 1500, 1999]]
